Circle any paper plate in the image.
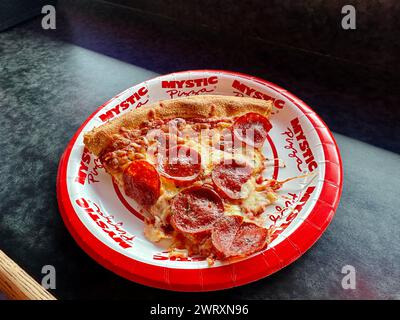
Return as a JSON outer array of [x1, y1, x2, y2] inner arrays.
[[57, 70, 342, 291]]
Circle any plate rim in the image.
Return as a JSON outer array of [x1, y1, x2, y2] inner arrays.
[[56, 69, 343, 291]]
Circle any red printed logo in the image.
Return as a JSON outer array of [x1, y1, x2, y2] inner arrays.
[[289, 117, 318, 172], [75, 198, 134, 249], [98, 86, 149, 122], [161, 76, 218, 99], [286, 186, 316, 222], [269, 186, 315, 241], [75, 147, 91, 185], [269, 192, 299, 224], [75, 148, 104, 185], [232, 79, 285, 109], [281, 127, 304, 172], [161, 76, 218, 89]]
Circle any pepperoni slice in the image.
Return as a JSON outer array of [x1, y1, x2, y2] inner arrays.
[[159, 145, 202, 186], [122, 160, 160, 206], [212, 215, 267, 258], [211, 215, 243, 256], [211, 160, 253, 200], [171, 186, 224, 235], [232, 113, 272, 147], [229, 221, 268, 256]]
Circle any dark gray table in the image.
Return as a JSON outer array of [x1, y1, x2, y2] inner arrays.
[[0, 7, 399, 300]]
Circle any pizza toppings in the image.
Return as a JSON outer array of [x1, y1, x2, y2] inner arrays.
[[122, 160, 161, 206], [232, 112, 272, 147], [171, 186, 224, 235], [84, 95, 280, 262], [211, 215, 243, 257], [242, 190, 278, 216], [212, 215, 267, 258], [158, 145, 202, 186], [211, 159, 253, 200], [228, 220, 268, 256]]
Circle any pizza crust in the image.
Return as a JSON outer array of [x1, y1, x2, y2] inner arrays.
[[83, 95, 273, 156]]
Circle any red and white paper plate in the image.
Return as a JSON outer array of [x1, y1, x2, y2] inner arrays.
[[57, 70, 342, 291]]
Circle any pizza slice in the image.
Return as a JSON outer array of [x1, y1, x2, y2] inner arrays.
[[84, 95, 282, 263]]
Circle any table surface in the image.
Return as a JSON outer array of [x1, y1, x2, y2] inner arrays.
[[0, 7, 399, 300]]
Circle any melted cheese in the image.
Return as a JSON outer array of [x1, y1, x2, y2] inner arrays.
[[141, 121, 276, 234], [242, 191, 278, 215], [225, 203, 242, 216], [149, 187, 176, 223], [104, 119, 282, 257], [168, 248, 188, 258], [185, 136, 264, 176], [239, 177, 256, 199], [144, 217, 170, 243]]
